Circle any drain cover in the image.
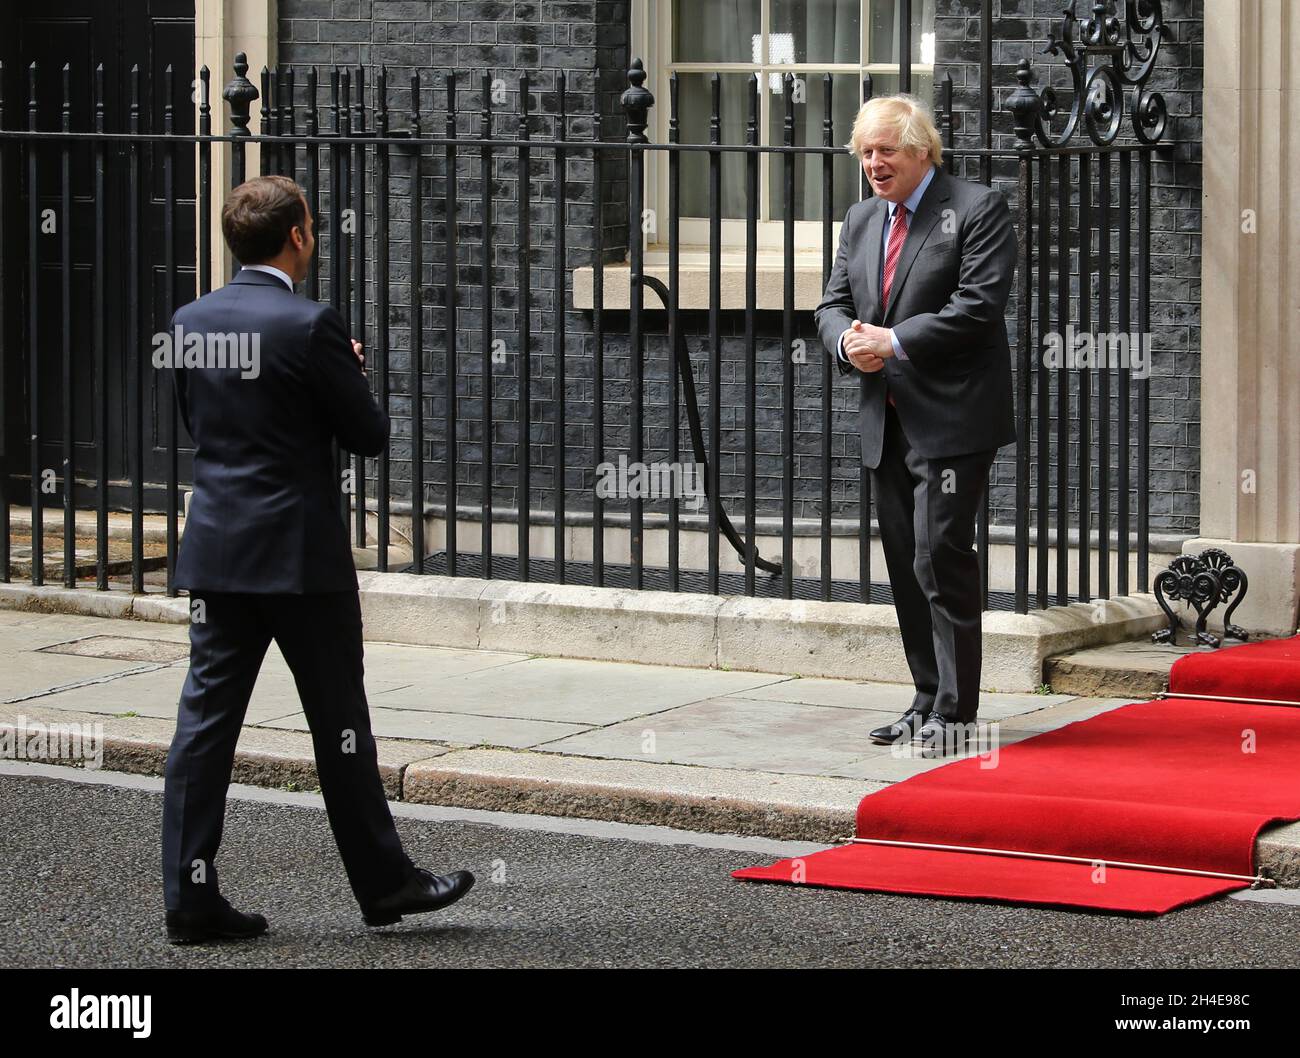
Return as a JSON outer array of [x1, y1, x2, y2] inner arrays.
[[39, 636, 190, 664]]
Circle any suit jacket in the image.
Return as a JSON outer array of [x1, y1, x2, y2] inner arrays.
[[814, 166, 1018, 468], [171, 269, 388, 593]]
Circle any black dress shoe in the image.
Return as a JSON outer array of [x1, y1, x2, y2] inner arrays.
[[869, 709, 929, 745], [360, 868, 476, 927], [165, 898, 268, 945], [914, 713, 973, 757]]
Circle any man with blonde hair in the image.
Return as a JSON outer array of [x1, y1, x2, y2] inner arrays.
[[815, 94, 1017, 756]]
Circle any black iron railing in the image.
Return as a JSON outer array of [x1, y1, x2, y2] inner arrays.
[[0, 5, 1171, 615]]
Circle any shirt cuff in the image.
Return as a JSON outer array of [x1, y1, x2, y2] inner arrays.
[[890, 328, 908, 361], [837, 330, 851, 365]]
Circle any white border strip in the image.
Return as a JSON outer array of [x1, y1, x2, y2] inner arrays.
[[837, 836, 1273, 887]]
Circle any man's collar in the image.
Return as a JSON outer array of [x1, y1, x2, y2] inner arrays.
[[238, 263, 295, 291], [886, 165, 938, 218]]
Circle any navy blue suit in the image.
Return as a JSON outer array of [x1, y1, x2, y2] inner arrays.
[[173, 268, 386, 593], [162, 268, 415, 913]]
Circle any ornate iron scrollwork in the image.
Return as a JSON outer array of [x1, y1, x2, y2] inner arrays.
[[1007, 0, 1169, 149], [1152, 548, 1250, 648]]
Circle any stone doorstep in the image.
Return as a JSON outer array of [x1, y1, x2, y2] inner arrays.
[[10, 508, 175, 545], [2, 710, 1298, 890], [1046, 641, 1191, 698]]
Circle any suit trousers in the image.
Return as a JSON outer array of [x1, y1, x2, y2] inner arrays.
[[162, 590, 416, 911], [871, 401, 997, 722]]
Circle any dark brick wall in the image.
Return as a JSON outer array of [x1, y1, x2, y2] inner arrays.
[[275, 0, 1202, 544], [934, 0, 1203, 535]]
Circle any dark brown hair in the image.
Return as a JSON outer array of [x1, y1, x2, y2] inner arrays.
[[221, 175, 308, 264]]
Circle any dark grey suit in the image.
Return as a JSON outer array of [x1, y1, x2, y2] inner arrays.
[[815, 166, 1018, 721]]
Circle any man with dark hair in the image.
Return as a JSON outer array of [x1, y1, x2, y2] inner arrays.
[[162, 175, 474, 944]]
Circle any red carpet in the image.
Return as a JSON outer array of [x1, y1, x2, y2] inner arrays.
[[734, 635, 1300, 913]]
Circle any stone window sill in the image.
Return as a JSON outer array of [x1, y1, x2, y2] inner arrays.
[[573, 248, 830, 312]]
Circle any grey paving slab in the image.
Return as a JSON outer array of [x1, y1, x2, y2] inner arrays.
[[836, 728, 1044, 781], [732, 677, 918, 712], [253, 644, 413, 699], [0, 610, 190, 648], [0, 651, 153, 701], [975, 690, 1082, 720], [260, 706, 588, 750], [733, 677, 1077, 720], [835, 750, 969, 781], [0, 612, 194, 701], [14, 663, 298, 725], [366, 656, 793, 725], [361, 640, 530, 681], [995, 696, 1142, 733], [533, 695, 907, 776]]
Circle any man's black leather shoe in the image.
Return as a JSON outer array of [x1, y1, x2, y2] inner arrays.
[[914, 713, 973, 757], [165, 898, 268, 945], [361, 868, 476, 927], [869, 709, 929, 745]]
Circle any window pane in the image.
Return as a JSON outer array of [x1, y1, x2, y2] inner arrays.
[[672, 0, 761, 64], [767, 74, 862, 222], [869, 0, 936, 65], [770, 0, 862, 64], [864, 72, 935, 109], [675, 74, 754, 221]]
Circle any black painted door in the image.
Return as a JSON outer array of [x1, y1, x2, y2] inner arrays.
[[1, 0, 196, 510]]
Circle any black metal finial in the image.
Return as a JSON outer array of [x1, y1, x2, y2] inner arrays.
[[376, 65, 388, 136], [518, 72, 530, 139], [556, 69, 566, 140], [305, 66, 318, 137], [223, 52, 258, 136], [198, 65, 210, 128], [353, 65, 365, 132], [95, 63, 106, 133], [1008, 59, 1042, 148], [61, 63, 72, 133], [480, 71, 493, 138], [260, 66, 272, 138], [282, 66, 296, 136], [163, 65, 174, 135], [620, 58, 654, 144]]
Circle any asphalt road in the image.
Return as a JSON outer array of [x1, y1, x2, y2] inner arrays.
[[2, 762, 1298, 970]]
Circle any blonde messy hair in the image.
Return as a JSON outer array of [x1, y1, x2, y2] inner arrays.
[[847, 94, 943, 167]]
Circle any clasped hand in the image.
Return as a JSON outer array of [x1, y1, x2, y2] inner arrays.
[[842, 320, 893, 373]]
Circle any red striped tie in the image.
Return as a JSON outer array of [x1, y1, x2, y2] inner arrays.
[[882, 203, 908, 309], [882, 204, 908, 407]]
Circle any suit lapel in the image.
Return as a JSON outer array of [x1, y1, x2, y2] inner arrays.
[[860, 202, 885, 320], [882, 168, 952, 324]]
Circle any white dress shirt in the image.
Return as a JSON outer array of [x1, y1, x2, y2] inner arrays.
[[240, 263, 295, 291]]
